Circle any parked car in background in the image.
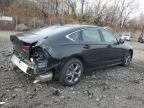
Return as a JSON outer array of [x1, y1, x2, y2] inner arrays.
[[138, 33, 144, 43], [10, 25, 133, 86], [121, 32, 132, 41]]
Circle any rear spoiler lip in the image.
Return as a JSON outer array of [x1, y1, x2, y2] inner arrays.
[[10, 34, 38, 45]]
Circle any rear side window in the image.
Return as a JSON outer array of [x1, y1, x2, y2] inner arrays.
[[82, 28, 102, 42], [100, 29, 117, 43], [66, 31, 80, 41]]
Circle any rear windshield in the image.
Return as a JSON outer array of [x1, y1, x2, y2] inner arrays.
[[31, 25, 74, 37]]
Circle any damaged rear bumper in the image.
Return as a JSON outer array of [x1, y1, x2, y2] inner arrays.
[[11, 55, 33, 75], [11, 54, 54, 83]]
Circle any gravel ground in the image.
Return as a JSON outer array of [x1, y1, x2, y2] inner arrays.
[[0, 31, 144, 108]]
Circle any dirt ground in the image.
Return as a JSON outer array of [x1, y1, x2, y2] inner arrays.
[[0, 31, 144, 108]]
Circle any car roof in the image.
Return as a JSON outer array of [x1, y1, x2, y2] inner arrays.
[[63, 24, 112, 31], [31, 24, 99, 36], [58, 24, 99, 29], [18, 24, 107, 44], [32, 24, 102, 36], [32, 24, 100, 34]]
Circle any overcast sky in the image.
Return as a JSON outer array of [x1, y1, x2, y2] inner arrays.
[[131, 0, 144, 19], [87, 0, 144, 19], [138, 0, 144, 14]]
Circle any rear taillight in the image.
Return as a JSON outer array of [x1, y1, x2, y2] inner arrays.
[[20, 45, 31, 52]]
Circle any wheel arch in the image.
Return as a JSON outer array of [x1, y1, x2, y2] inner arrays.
[[129, 49, 133, 58], [61, 54, 85, 67]]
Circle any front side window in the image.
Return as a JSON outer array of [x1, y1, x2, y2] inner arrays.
[[101, 29, 117, 43], [82, 28, 102, 42]]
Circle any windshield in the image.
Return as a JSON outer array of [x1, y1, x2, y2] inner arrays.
[[30, 25, 74, 37], [141, 33, 144, 37], [123, 32, 131, 36]]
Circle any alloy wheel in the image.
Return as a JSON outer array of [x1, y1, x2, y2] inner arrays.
[[125, 54, 132, 65], [66, 63, 82, 84]]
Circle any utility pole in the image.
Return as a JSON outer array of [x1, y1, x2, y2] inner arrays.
[[141, 25, 144, 34], [33, 0, 36, 29], [15, 16, 17, 31], [60, 0, 64, 25]]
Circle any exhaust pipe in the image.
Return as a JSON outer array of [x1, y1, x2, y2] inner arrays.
[[33, 72, 53, 84]]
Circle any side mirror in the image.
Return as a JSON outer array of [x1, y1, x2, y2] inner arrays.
[[119, 38, 125, 44]]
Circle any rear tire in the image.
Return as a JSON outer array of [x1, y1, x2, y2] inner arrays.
[[59, 58, 83, 86], [122, 52, 132, 66]]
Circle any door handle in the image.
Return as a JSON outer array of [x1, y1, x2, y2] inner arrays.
[[83, 44, 90, 49]]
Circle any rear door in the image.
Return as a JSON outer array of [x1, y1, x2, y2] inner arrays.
[[80, 27, 108, 68]]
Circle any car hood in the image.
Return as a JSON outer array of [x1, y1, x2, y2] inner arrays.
[[124, 42, 133, 49]]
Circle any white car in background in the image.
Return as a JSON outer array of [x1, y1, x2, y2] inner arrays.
[[121, 32, 132, 41]]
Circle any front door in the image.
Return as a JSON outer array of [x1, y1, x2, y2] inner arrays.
[[99, 28, 125, 65]]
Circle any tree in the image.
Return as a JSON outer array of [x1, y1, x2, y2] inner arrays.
[[80, 0, 85, 18], [65, 0, 77, 18]]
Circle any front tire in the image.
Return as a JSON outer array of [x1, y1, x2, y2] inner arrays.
[[122, 52, 132, 66], [59, 58, 83, 86]]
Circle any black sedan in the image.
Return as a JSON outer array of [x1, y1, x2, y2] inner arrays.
[[138, 33, 144, 43], [10, 25, 133, 86]]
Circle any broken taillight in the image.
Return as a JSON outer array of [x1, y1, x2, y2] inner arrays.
[[20, 45, 31, 52]]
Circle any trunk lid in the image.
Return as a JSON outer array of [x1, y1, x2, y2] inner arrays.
[[10, 33, 40, 60], [10, 32, 47, 44]]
